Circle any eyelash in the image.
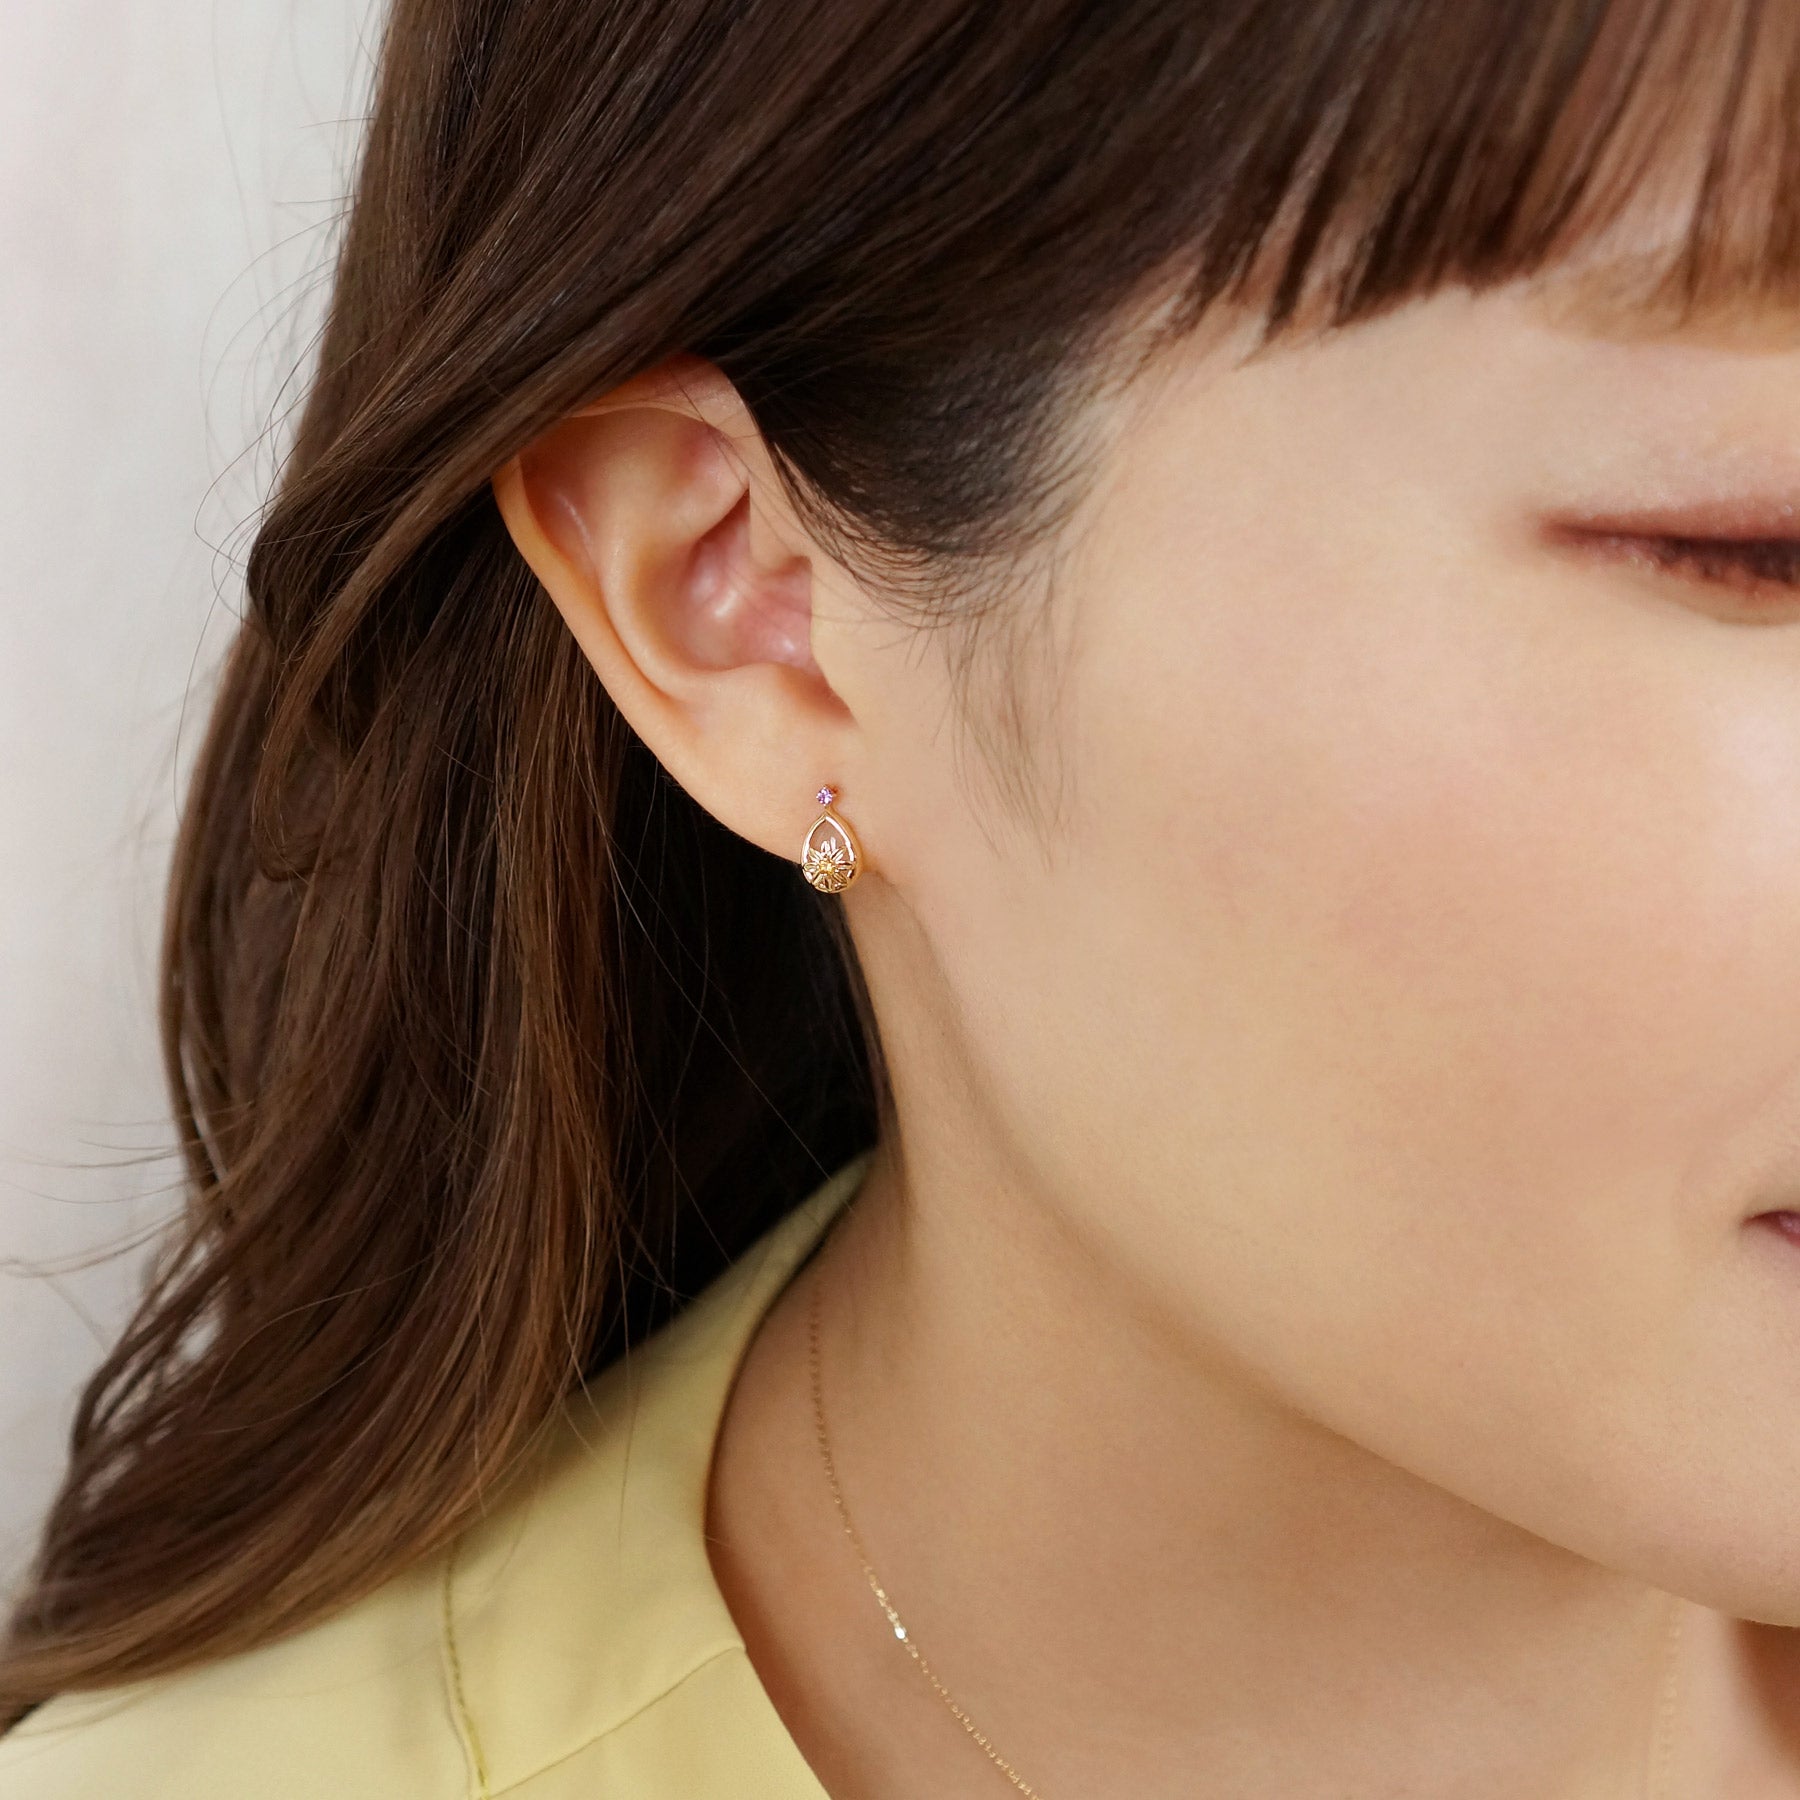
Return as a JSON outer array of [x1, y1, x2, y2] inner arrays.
[[1592, 533, 1800, 610]]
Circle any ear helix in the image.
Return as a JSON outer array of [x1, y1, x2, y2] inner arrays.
[[799, 783, 863, 893]]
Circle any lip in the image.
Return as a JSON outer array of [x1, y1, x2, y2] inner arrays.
[[1751, 1210, 1800, 1245]]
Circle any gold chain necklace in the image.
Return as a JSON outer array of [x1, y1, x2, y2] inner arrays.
[[807, 1272, 1047, 1796], [806, 1268, 1685, 1800]]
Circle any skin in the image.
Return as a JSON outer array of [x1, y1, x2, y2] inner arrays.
[[491, 221, 1800, 1797]]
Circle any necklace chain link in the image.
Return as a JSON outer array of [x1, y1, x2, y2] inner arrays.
[[807, 1271, 1046, 1797]]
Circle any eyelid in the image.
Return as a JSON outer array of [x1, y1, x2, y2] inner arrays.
[[1549, 496, 1800, 539], [1543, 516, 1800, 612]]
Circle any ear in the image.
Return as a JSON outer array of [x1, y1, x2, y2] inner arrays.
[[490, 352, 868, 873]]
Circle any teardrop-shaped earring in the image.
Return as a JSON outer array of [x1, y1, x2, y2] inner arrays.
[[800, 784, 863, 892]]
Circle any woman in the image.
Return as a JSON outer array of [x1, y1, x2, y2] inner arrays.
[[5, 0, 1800, 1792]]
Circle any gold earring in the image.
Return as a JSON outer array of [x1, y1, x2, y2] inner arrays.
[[800, 784, 863, 892]]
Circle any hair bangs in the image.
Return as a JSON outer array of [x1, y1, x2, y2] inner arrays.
[[1141, 0, 1800, 355]]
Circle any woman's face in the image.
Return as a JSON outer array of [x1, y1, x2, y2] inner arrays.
[[843, 259, 1800, 1619]]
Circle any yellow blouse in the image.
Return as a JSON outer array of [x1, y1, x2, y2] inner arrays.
[[0, 1150, 874, 1799]]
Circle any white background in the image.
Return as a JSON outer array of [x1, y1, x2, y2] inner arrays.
[[0, 2, 379, 1596]]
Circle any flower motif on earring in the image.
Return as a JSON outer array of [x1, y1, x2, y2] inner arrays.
[[801, 783, 862, 892]]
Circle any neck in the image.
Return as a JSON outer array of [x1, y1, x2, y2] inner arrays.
[[711, 1122, 1795, 1800]]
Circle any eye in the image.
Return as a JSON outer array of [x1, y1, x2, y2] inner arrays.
[[1548, 521, 1800, 619], [1605, 533, 1800, 596]]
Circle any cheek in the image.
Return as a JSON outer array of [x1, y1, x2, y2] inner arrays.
[[965, 528, 1800, 1601], [1191, 613, 1800, 1242], [1091, 553, 1800, 1269]]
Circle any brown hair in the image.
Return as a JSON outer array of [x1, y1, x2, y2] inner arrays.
[[5, 0, 1797, 1732]]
